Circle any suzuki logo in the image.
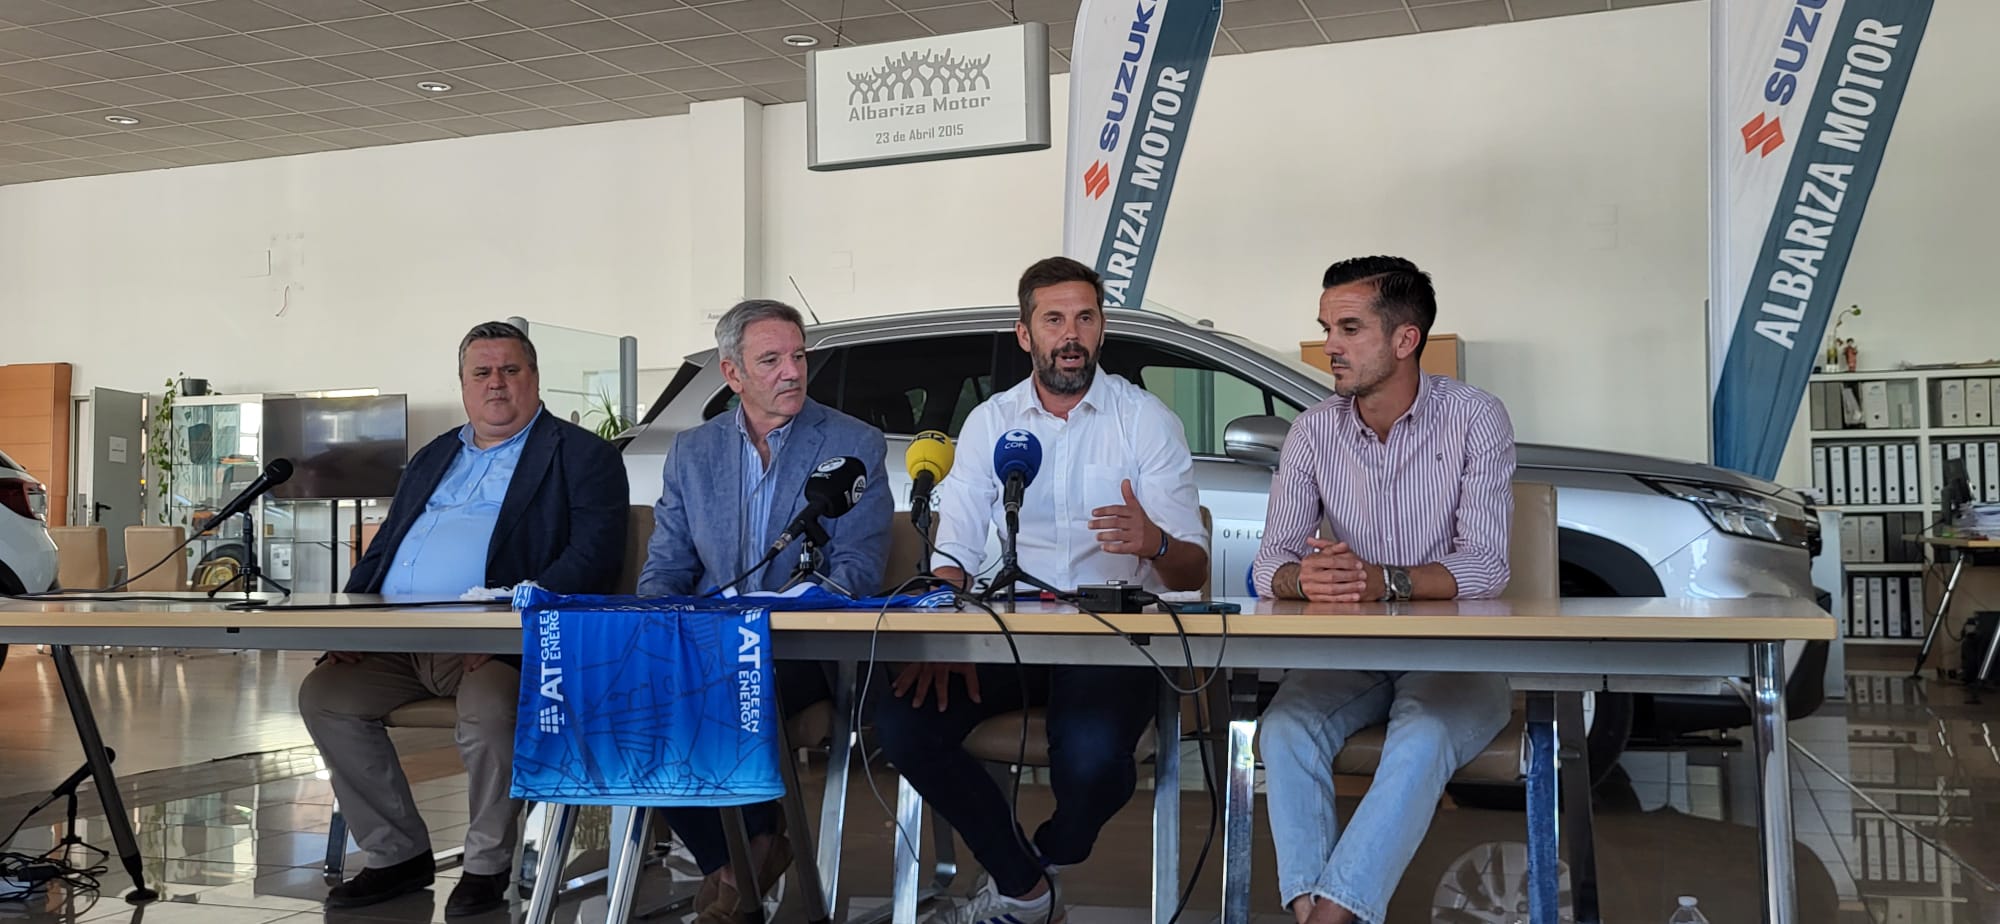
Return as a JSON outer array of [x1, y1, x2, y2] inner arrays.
[[1741, 113, 1785, 157], [1083, 160, 1111, 199]]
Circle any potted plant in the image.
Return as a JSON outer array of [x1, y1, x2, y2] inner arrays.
[[145, 375, 180, 526], [582, 391, 635, 442]]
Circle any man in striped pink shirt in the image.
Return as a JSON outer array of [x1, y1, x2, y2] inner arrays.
[[1250, 256, 1516, 924]]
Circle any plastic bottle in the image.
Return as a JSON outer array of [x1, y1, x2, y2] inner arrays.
[[1667, 895, 1710, 924]]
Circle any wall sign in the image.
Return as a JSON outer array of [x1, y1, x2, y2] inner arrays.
[[806, 23, 1051, 171]]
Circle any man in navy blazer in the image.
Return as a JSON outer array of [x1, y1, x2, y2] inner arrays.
[[300, 322, 628, 917], [639, 299, 891, 924]]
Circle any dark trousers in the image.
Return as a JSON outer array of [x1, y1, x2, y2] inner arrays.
[[870, 664, 1157, 897], [664, 660, 833, 875]]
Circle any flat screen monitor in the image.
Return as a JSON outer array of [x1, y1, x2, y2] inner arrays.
[[263, 396, 409, 500]]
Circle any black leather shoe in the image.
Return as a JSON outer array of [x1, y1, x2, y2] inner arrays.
[[324, 853, 436, 909], [445, 872, 511, 917]]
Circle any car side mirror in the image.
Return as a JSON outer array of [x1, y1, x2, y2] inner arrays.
[[1224, 415, 1289, 468]]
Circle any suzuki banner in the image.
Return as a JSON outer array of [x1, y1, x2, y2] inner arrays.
[[1708, 0, 1933, 479], [1061, 0, 1221, 309]]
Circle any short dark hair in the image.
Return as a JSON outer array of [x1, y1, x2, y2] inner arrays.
[[1321, 255, 1437, 358], [458, 321, 537, 374], [1017, 256, 1105, 325]]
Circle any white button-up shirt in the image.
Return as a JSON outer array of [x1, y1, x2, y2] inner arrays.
[[935, 371, 1209, 594]]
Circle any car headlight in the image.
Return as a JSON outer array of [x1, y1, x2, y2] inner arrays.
[[1643, 479, 1810, 548]]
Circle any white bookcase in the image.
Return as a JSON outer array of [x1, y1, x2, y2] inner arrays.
[[1806, 366, 2000, 646]]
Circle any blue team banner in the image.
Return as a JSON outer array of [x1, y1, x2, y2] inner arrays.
[[1061, 0, 1221, 309], [1708, 0, 1933, 478], [508, 584, 955, 806], [512, 596, 783, 807]]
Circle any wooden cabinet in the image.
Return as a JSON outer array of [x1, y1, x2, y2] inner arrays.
[[1299, 333, 1464, 381], [0, 362, 73, 525]]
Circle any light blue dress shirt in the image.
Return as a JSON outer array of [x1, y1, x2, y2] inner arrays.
[[382, 410, 541, 596], [737, 409, 794, 580]]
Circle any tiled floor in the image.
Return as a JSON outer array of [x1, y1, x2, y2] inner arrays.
[[2, 647, 1997, 924]]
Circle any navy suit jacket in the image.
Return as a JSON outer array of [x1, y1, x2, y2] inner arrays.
[[347, 412, 629, 596], [639, 399, 892, 597]]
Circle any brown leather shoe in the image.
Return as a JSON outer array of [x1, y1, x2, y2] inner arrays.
[[695, 834, 793, 924]]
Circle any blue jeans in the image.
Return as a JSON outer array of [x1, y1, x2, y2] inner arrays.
[[870, 665, 1157, 897], [1259, 670, 1512, 924]]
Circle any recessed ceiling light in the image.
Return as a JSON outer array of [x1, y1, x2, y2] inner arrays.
[[104, 114, 140, 125], [416, 80, 453, 93], [781, 34, 819, 47]]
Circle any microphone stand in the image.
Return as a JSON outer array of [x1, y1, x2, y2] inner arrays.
[[207, 512, 291, 600], [977, 504, 1063, 613], [910, 490, 935, 576], [778, 517, 854, 597]]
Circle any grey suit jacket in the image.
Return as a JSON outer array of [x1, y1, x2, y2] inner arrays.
[[638, 398, 893, 597]]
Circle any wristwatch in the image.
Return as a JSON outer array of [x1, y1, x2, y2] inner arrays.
[[1381, 565, 1413, 602]]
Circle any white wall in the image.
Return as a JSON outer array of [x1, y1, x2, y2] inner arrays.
[[6, 0, 1996, 473], [2, 116, 693, 439], [768, 4, 1714, 461]]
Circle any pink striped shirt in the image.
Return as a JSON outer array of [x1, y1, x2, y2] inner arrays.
[[1250, 373, 1517, 600]]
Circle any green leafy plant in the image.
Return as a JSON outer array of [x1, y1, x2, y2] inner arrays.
[[581, 391, 634, 442], [144, 375, 180, 525]]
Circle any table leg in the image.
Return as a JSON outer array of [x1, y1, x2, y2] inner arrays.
[[1220, 672, 1258, 924], [1913, 553, 1966, 677], [1524, 693, 1558, 924], [51, 645, 153, 902], [891, 777, 923, 924], [722, 804, 769, 924], [523, 803, 578, 924], [777, 708, 833, 924], [1556, 692, 1600, 924], [819, 661, 858, 920], [602, 807, 650, 924], [1152, 683, 1182, 924], [1752, 642, 1797, 924]]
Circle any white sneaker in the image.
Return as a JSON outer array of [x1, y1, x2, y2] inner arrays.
[[926, 873, 1065, 924]]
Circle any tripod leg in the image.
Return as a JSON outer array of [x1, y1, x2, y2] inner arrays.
[[51, 646, 154, 902]]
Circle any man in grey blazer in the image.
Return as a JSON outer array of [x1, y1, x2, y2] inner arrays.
[[638, 298, 893, 924]]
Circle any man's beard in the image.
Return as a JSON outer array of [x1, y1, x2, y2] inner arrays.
[[1331, 358, 1389, 398], [1035, 342, 1097, 396]]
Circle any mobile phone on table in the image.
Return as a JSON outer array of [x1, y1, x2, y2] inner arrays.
[[1170, 601, 1240, 614]]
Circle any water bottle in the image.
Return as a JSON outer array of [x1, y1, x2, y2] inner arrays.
[[1667, 896, 1710, 924]]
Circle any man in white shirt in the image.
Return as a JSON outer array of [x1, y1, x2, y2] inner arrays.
[[874, 257, 1210, 924]]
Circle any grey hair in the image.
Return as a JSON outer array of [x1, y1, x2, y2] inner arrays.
[[457, 321, 538, 374], [714, 299, 806, 366]]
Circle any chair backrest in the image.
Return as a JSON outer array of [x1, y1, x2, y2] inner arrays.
[[620, 505, 656, 594], [124, 526, 187, 591], [48, 526, 107, 591], [883, 512, 936, 594], [1502, 482, 1558, 600]]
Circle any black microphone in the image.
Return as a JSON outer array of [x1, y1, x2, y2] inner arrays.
[[198, 458, 293, 536], [46, 747, 113, 801], [768, 457, 867, 554]]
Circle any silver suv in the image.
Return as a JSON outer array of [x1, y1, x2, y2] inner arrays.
[[619, 307, 1829, 744]]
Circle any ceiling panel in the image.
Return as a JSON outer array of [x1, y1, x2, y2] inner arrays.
[[0, 0, 1682, 184]]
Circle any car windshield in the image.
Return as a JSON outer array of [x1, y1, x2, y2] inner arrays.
[[1216, 331, 1338, 392]]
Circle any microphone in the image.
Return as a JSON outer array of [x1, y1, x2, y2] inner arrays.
[[993, 429, 1042, 520], [45, 748, 114, 802], [906, 431, 954, 512], [768, 456, 867, 554], [198, 458, 293, 536]]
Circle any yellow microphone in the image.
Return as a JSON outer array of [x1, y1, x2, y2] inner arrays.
[[906, 430, 954, 501]]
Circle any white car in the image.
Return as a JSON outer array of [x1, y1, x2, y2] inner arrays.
[[0, 448, 60, 672], [617, 306, 1831, 772]]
